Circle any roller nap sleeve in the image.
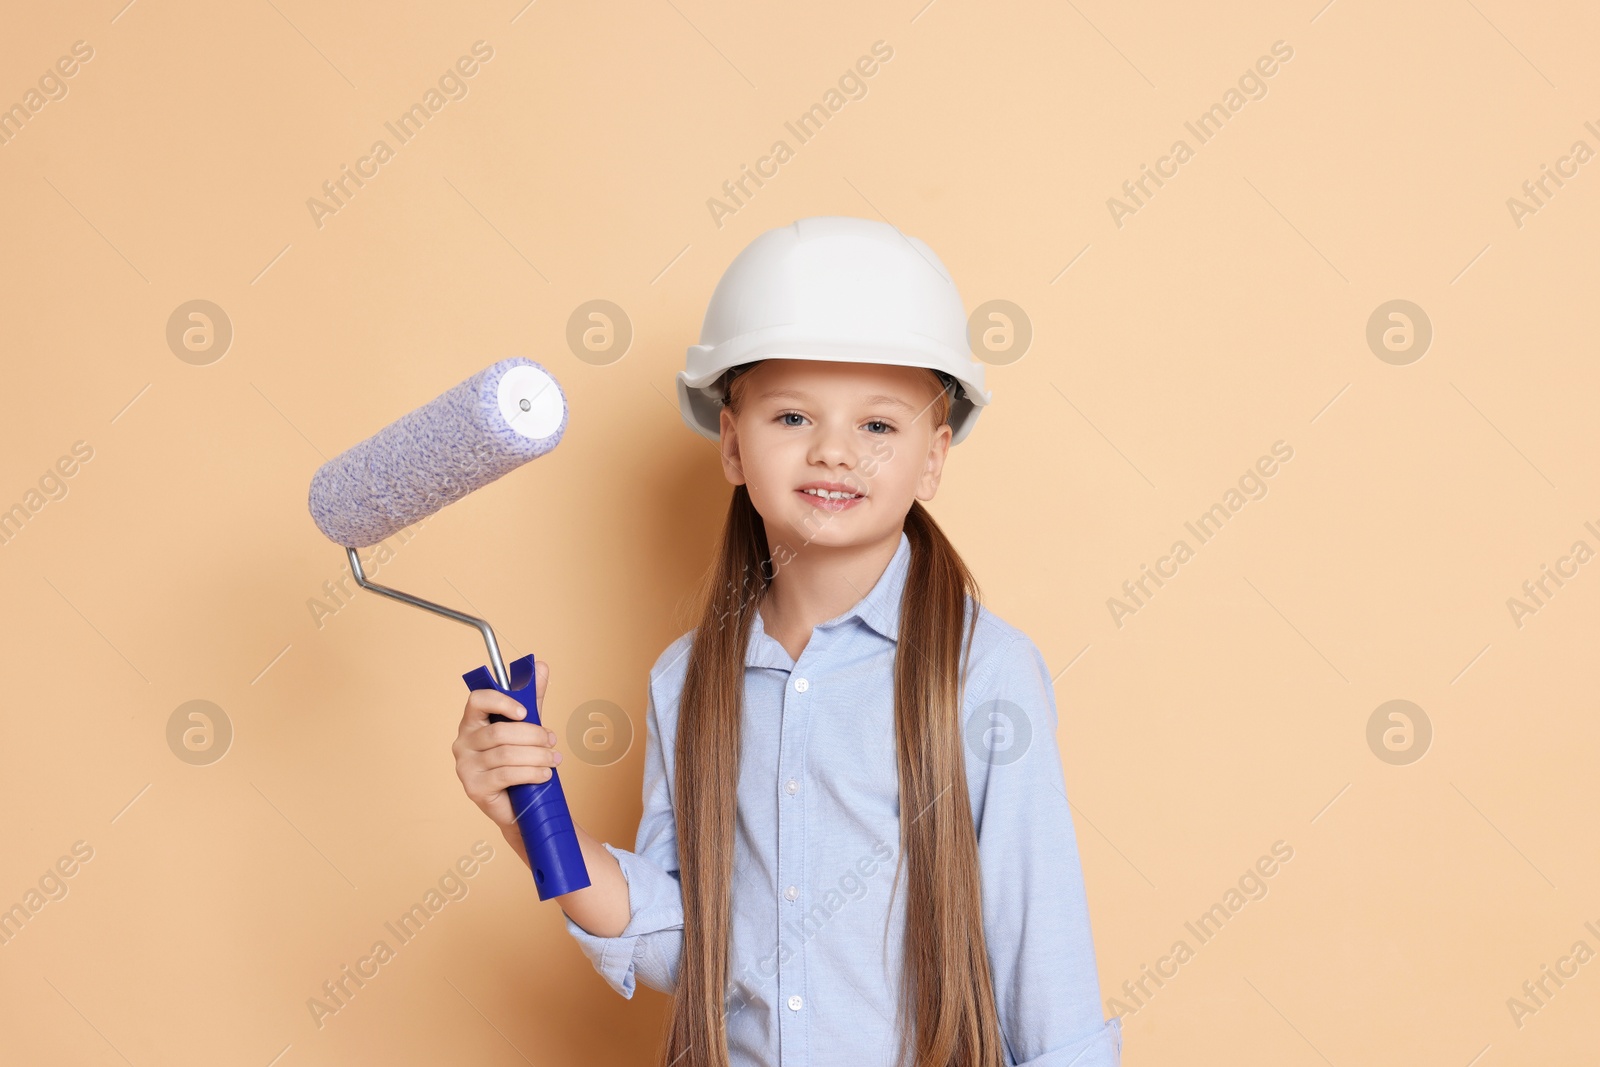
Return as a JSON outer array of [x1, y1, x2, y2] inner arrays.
[[307, 358, 567, 547]]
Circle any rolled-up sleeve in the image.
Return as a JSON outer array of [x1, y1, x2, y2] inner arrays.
[[971, 631, 1122, 1067], [562, 676, 685, 999]]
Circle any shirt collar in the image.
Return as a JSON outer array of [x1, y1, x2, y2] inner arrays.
[[746, 530, 911, 669]]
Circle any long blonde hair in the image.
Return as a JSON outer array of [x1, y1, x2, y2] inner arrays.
[[660, 365, 1006, 1067]]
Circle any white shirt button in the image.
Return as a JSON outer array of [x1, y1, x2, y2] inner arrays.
[[784, 884, 798, 900], [794, 677, 809, 692], [785, 778, 798, 795], [788, 994, 803, 1011]]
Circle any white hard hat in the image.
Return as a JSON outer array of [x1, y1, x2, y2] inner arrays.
[[677, 216, 993, 445]]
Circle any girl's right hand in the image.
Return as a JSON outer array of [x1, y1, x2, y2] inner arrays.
[[452, 658, 564, 835]]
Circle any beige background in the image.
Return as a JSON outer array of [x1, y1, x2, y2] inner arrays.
[[2, 1, 1597, 1064]]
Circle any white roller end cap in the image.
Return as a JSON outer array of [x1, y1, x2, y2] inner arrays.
[[497, 363, 565, 440]]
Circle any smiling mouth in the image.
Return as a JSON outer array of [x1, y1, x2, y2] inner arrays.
[[796, 486, 866, 512]]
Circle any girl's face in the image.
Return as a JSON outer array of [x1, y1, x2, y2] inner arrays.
[[718, 359, 952, 550]]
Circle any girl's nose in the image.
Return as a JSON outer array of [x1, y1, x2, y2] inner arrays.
[[807, 419, 859, 468]]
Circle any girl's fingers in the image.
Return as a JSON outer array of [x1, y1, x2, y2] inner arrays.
[[476, 743, 563, 770], [533, 658, 549, 705], [454, 660, 559, 814], [465, 763, 556, 797], [495, 764, 555, 787], [459, 719, 556, 753], [462, 688, 525, 725]]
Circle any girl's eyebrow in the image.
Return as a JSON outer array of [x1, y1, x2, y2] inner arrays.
[[758, 387, 915, 413]]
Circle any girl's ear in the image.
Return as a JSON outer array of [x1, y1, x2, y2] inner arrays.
[[915, 422, 953, 501], [719, 407, 747, 486]]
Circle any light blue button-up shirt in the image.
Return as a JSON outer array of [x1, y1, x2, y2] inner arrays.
[[564, 530, 1122, 1066]]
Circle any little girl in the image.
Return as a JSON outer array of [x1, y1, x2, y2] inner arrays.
[[454, 217, 1121, 1067]]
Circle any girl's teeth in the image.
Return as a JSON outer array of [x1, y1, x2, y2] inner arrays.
[[803, 488, 859, 500]]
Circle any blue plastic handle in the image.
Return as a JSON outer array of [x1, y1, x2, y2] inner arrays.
[[462, 653, 591, 900]]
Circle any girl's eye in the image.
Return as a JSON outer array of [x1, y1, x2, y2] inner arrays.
[[773, 411, 896, 433]]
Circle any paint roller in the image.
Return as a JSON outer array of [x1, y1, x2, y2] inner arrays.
[[307, 356, 590, 900]]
